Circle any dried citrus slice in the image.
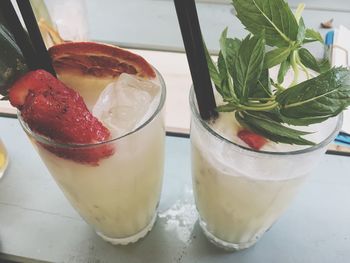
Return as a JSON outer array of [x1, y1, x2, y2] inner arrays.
[[48, 42, 156, 109], [49, 42, 155, 79]]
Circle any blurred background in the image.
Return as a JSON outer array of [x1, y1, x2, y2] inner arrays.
[[1, 0, 350, 135], [83, 0, 350, 55]]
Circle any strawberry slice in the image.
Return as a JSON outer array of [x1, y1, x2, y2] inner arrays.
[[238, 129, 267, 150], [9, 70, 114, 165], [9, 69, 50, 109]]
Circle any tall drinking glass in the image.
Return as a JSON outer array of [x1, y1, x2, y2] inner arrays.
[[190, 88, 342, 251], [18, 70, 166, 245]]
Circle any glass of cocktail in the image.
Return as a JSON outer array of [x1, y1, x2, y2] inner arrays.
[[190, 88, 342, 250], [179, 0, 350, 251], [10, 42, 166, 245]]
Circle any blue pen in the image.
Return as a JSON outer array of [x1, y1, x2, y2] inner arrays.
[[324, 31, 334, 62], [325, 31, 334, 46]]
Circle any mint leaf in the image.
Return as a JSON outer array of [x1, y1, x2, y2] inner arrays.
[[280, 114, 332, 126], [252, 108, 331, 126], [233, 34, 265, 102], [298, 48, 320, 72], [219, 28, 230, 68], [217, 28, 241, 101], [264, 46, 291, 69], [319, 58, 331, 73], [278, 59, 291, 84], [218, 51, 235, 100], [219, 28, 241, 77], [250, 69, 272, 98], [258, 109, 284, 123], [304, 29, 323, 43], [203, 37, 240, 101], [299, 48, 331, 74], [225, 38, 241, 76], [236, 111, 315, 145], [203, 40, 221, 87], [277, 67, 350, 122], [232, 0, 299, 47]]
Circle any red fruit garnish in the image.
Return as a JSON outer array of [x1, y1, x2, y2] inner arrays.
[[9, 70, 114, 165], [238, 129, 267, 150], [49, 42, 156, 79], [9, 69, 50, 108]]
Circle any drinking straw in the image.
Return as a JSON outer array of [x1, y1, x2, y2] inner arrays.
[[0, 0, 38, 70], [174, 0, 217, 120], [16, 0, 56, 76]]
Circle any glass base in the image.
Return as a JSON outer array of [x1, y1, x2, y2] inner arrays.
[[199, 219, 261, 251], [96, 213, 157, 245]]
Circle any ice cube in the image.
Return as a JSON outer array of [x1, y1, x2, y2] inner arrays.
[[93, 73, 160, 137]]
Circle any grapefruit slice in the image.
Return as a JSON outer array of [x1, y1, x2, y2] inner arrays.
[[48, 42, 156, 109]]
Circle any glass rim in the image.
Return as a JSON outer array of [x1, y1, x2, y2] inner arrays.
[[18, 68, 166, 149], [189, 86, 343, 156]]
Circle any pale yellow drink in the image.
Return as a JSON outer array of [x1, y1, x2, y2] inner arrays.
[[190, 89, 342, 250], [18, 43, 166, 245], [33, 105, 165, 243]]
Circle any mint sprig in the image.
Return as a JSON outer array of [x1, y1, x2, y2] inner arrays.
[[232, 0, 299, 47], [204, 0, 350, 145]]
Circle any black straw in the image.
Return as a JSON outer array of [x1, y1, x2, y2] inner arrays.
[[16, 0, 56, 76], [174, 0, 217, 120], [0, 0, 38, 70]]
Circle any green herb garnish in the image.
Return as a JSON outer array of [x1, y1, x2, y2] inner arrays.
[[205, 0, 350, 145]]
